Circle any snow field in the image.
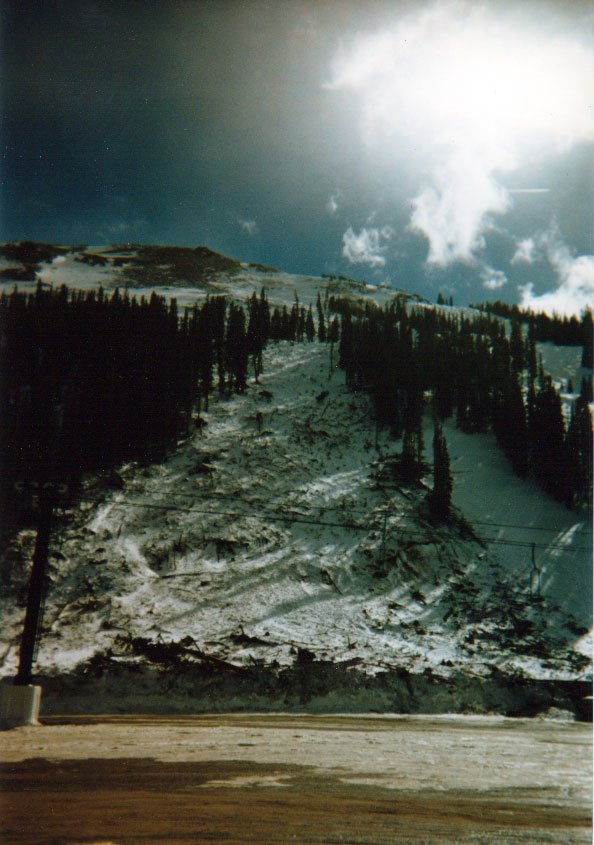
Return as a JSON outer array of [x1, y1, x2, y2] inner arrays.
[[2, 337, 589, 687]]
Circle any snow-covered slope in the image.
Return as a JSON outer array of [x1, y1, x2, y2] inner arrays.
[[1, 341, 589, 704], [1, 242, 590, 715], [0, 242, 415, 309]]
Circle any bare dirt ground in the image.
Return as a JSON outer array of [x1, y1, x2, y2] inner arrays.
[[0, 714, 591, 844]]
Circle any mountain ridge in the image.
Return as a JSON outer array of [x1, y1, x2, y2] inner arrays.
[[0, 240, 426, 309]]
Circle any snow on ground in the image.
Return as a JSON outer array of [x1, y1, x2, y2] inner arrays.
[[1, 341, 589, 690], [1, 247, 590, 708], [0, 245, 405, 310], [34, 250, 120, 289], [438, 421, 591, 647]]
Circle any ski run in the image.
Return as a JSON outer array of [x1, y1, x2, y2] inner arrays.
[[0, 248, 591, 716]]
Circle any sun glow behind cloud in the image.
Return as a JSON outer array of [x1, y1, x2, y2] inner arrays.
[[327, 2, 594, 275]]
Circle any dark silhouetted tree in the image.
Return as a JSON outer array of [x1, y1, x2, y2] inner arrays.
[[429, 421, 453, 520]]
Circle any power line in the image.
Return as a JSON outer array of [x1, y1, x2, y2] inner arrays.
[[79, 494, 592, 554], [461, 518, 592, 535], [118, 487, 593, 535]]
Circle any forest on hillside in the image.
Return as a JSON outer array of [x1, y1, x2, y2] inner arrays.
[[1, 283, 591, 536], [334, 297, 592, 511], [0, 284, 337, 526], [471, 299, 593, 366]]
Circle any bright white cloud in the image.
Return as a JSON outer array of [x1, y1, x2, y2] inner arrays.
[[327, 2, 594, 267], [239, 219, 258, 236], [511, 237, 537, 265], [481, 266, 508, 290], [411, 148, 510, 264], [342, 226, 392, 266], [519, 231, 594, 316]]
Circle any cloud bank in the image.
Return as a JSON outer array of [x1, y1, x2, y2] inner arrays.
[[519, 227, 594, 316]]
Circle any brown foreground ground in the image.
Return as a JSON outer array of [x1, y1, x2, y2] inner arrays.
[[0, 713, 591, 844]]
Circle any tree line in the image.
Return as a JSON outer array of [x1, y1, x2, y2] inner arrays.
[[471, 300, 593, 367], [0, 284, 348, 527], [2, 282, 590, 531], [334, 298, 592, 512], [0, 285, 265, 518]]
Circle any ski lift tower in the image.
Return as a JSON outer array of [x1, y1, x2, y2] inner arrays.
[[0, 480, 71, 728]]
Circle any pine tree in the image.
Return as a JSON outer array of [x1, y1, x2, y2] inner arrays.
[[429, 421, 453, 520], [581, 310, 593, 369], [527, 319, 538, 386], [509, 316, 525, 374], [247, 291, 267, 381], [197, 302, 214, 411], [328, 316, 340, 373], [505, 375, 529, 477], [400, 382, 424, 480], [580, 375, 593, 404], [565, 396, 593, 509], [338, 312, 356, 387], [225, 303, 248, 392], [530, 374, 568, 501], [305, 305, 315, 342], [316, 292, 326, 342]]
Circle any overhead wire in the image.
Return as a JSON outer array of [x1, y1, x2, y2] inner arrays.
[[111, 486, 592, 534], [75, 493, 593, 554]]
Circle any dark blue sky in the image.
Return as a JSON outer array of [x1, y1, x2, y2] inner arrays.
[[2, 0, 592, 311]]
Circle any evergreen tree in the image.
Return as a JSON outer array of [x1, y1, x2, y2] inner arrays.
[[509, 316, 525, 374], [270, 306, 282, 341], [527, 319, 538, 386], [580, 375, 593, 403], [196, 303, 214, 410], [504, 375, 529, 477], [338, 312, 356, 387], [305, 305, 315, 342], [316, 292, 326, 342], [429, 421, 453, 521], [581, 310, 593, 369], [209, 296, 227, 393], [283, 304, 294, 340], [530, 374, 568, 501], [225, 303, 248, 392], [247, 290, 268, 381], [400, 382, 424, 480], [565, 396, 593, 509], [328, 316, 340, 373]]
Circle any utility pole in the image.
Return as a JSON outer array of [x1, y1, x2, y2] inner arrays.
[[1, 481, 68, 727], [15, 492, 53, 686]]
